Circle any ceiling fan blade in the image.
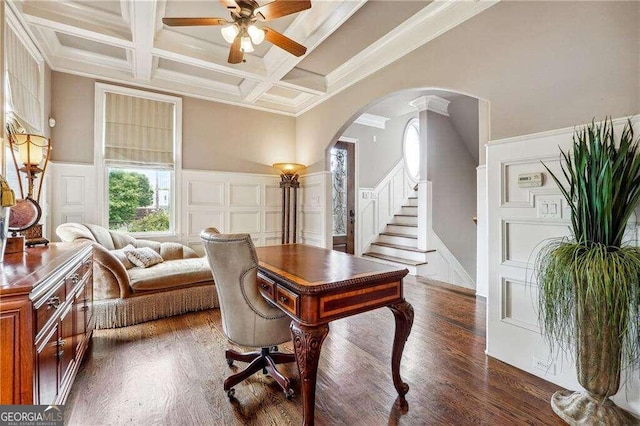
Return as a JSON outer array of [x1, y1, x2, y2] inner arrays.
[[228, 35, 244, 64], [162, 17, 228, 27], [263, 27, 307, 57], [255, 1, 311, 21], [218, 0, 240, 13]]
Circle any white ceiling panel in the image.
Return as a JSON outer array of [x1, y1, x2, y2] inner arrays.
[[157, 58, 244, 86], [56, 32, 128, 60]]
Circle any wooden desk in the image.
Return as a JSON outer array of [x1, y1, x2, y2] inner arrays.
[[255, 244, 413, 426]]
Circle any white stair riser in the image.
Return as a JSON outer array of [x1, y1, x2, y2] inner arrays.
[[386, 224, 418, 236], [378, 234, 418, 247], [400, 206, 418, 215], [363, 255, 417, 275], [392, 215, 417, 226], [369, 245, 428, 262], [406, 198, 419, 207]]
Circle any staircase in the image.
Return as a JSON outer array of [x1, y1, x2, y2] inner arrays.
[[363, 189, 435, 275]]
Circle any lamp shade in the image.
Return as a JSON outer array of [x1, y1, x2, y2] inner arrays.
[[272, 163, 306, 175], [12, 134, 48, 166], [240, 36, 254, 53], [247, 25, 265, 45], [221, 24, 239, 43]]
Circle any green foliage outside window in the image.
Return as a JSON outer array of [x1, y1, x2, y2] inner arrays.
[[108, 169, 155, 227], [128, 210, 170, 232]]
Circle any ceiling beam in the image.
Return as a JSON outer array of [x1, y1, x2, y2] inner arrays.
[[130, 0, 158, 81], [240, 0, 364, 103]]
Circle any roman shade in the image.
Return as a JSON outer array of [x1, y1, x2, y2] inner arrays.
[[5, 26, 42, 131], [104, 93, 175, 167]]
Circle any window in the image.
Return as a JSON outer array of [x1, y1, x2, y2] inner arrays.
[[95, 84, 182, 235], [403, 118, 420, 181]]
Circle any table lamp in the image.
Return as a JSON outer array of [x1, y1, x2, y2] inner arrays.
[[8, 133, 51, 247]]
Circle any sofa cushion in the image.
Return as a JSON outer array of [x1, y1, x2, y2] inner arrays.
[[111, 244, 136, 269], [126, 247, 164, 268], [128, 258, 213, 292]]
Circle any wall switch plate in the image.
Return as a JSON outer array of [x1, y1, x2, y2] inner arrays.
[[537, 197, 563, 219], [533, 356, 557, 376]]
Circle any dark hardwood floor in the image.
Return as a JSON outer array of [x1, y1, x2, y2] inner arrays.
[[65, 277, 564, 425]]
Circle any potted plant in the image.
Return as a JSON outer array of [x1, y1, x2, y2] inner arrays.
[[536, 118, 640, 425]]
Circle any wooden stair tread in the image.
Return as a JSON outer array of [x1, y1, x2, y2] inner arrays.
[[371, 242, 436, 253], [363, 252, 427, 266], [388, 223, 417, 228], [380, 232, 418, 239], [408, 197, 418, 200], [401, 205, 417, 208], [394, 214, 418, 218]]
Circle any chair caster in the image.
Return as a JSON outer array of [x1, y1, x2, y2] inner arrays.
[[226, 358, 233, 366], [270, 345, 278, 352], [284, 389, 294, 400], [227, 388, 235, 398]]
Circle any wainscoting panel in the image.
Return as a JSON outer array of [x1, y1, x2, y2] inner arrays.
[[486, 116, 640, 416], [299, 172, 332, 248], [182, 170, 281, 248], [49, 162, 100, 240]]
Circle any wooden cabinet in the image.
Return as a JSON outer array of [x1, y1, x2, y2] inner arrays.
[[0, 242, 94, 405]]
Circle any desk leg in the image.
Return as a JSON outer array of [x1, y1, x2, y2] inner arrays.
[[389, 300, 414, 400], [291, 322, 329, 426]]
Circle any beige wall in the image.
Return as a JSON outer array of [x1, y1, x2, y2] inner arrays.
[[50, 72, 296, 174], [296, 1, 640, 172], [341, 111, 416, 188]]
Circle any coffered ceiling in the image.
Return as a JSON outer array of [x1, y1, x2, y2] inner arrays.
[[8, 0, 498, 116]]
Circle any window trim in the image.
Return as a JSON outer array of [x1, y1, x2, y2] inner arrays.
[[94, 83, 182, 237], [403, 117, 420, 184]]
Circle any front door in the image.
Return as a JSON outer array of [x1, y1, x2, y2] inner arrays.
[[331, 141, 355, 254]]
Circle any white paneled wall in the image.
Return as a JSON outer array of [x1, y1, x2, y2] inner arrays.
[[182, 170, 282, 254], [486, 116, 640, 416], [49, 162, 100, 234], [299, 172, 332, 249], [358, 160, 412, 255]]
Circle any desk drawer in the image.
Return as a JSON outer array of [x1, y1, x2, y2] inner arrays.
[[36, 284, 66, 333], [257, 275, 275, 300], [275, 286, 298, 316]]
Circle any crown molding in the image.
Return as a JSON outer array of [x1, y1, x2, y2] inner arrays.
[[354, 113, 390, 129], [409, 95, 450, 116]]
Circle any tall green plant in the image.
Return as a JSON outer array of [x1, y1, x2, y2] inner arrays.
[[536, 119, 640, 385]]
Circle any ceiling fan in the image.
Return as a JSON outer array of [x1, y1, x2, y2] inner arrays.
[[162, 0, 311, 64]]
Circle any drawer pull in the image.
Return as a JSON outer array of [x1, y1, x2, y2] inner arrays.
[[279, 296, 288, 304], [71, 273, 80, 284], [47, 296, 61, 309], [260, 283, 269, 290], [57, 349, 64, 360], [81, 306, 89, 312], [57, 338, 66, 347]]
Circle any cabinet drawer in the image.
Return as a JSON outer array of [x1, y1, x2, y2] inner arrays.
[[275, 286, 298, 316], [257, 274, 275, 300], [36, 285, 66, 333]]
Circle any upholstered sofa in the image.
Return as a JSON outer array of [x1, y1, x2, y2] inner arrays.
[[56, 223, 217, 329]]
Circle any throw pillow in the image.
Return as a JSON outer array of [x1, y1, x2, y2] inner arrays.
[[126, 246, 164, 268], [110, 244, 136, 270]]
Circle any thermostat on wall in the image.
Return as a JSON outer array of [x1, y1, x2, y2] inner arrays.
[[517, 173, 543, 188]]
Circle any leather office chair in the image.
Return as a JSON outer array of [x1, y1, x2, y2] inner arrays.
[[200, 228, 295, 399]]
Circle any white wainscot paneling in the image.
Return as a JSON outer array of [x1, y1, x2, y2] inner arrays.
[[300, 210, 321, 235], [62, 176, 84, 205], [265, 184, 282, 207], [360, 201, 376, 245], [230, 183, 261, 207], [301, 182, 322, 209], [188, 180, 225, 206], [378, 182, 391, 221], [392, 168, 405, 208], [501, 277, 540, 332], [501, 158, 561, 207], [502, 220, 571, 268], [299, 172, 332, 248], [189, 212, 224, 237], [264, 236, 282, 246], [265, 211, 282, 233], [230, 211, 260, 233]]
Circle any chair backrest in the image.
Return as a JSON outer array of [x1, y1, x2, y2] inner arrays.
[[200, 228, 272, 345]]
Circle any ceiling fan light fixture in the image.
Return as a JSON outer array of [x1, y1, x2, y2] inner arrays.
[[240, 36, 254, 53], [221, 24, 239, 44], [247, 24, 265, 45]]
